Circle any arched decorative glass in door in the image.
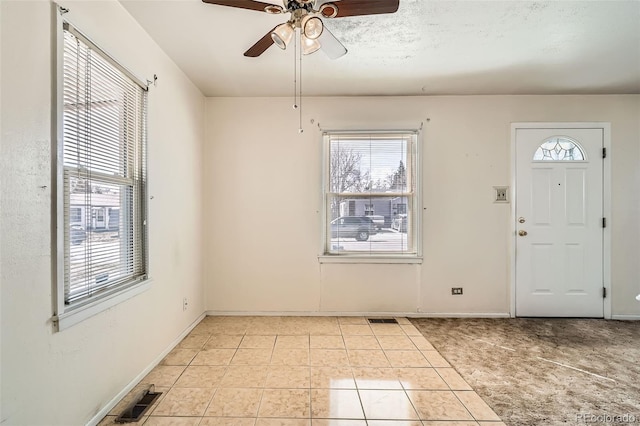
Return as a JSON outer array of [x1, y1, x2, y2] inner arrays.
[[533, 136, 586, 161]]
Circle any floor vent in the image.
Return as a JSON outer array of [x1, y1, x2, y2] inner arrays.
[[368, 318, 398, 324], [115, 387, 162, 423]]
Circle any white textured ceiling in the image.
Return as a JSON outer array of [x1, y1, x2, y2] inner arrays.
[[119, 0, 640, 97]]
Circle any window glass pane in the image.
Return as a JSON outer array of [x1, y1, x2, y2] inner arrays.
[[329, 136, 410, 194], [65, 176, 140, 303], [61, 24, 147, 308], [63, 31, 140, 178], [325, 132, 417, 256], [533, 137, 585, 161], [327, 195, 411, 253]]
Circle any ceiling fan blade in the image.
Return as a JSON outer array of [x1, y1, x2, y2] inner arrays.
[[318, 26, 347, 59], [201, 0, 282, 13], [331, 0, 399, 18], [244, 26, 277, 57]]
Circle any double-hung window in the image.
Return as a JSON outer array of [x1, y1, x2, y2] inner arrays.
[[55, 21, 149, 330], [322, 131, 420, 260]]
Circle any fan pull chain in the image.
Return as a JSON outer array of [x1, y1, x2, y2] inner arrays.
[[298, 33, 303, 134], [293, 33, 298, 111]]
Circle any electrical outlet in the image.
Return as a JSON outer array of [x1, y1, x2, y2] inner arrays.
[[183, 297, 188, 311], [451, 287, 463, 295]]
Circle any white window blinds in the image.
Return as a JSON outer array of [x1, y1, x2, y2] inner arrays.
[[62, 23, 148, 306], [324, 132, 418, 255]]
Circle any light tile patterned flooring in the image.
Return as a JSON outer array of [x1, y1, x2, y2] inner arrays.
[[100, 316, 505, 426]]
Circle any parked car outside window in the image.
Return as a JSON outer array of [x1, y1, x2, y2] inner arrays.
[[330, 216, 378, 241], [365, 215, 384, 230]]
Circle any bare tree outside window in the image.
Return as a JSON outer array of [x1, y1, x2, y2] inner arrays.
[[329, 146, 371, 219], [388, 160, 407, 192]]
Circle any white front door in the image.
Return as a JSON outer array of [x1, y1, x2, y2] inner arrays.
[[515, 127, 604, 317]]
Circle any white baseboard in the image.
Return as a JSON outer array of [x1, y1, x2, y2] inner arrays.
[[407, 312, 511, 318], [611, 314, 640, 320], [205, 310, 511, 319], [205, 310, 413, 317], [86, 312, 206, 426]]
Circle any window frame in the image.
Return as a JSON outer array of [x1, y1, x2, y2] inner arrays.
[[52, 16, 151, 331], [319, 130, 423, 264]]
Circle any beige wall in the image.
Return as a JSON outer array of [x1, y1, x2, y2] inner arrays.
[[1, 1, 639, 423], [204, 95, 640, 317], [0, 1, 205, 424]]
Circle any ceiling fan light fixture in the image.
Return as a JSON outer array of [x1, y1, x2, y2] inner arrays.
[[301, 34, 321, 55], [271, 22, 294, 49], [319, 3, 338, 18], [302, 15, 324, 39]]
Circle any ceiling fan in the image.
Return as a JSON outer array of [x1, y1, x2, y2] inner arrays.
[[201, 0, 400, 59]]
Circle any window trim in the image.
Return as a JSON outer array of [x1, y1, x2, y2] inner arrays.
[[52, 15, 151, 331], [319, 129, 423, 263]]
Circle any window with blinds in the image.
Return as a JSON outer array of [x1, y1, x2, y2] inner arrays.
[[324, 131, 419, 256], [60, 22, 148, 308]]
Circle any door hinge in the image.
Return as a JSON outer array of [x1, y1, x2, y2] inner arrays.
[[603, 287, 607, 298], [603, 147, 607, 158], [602, 217, 607, 228]]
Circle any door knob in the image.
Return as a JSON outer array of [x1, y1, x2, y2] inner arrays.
[[518, 230, 528, 236]]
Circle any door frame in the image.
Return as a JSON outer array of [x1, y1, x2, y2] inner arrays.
[[510, 122, 611, 319]]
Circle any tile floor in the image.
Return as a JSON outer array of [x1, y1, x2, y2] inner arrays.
[[100, 316, 505, 426]]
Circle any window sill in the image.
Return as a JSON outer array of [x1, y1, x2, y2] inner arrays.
[[53, 278, 152, 332], [318, 255, 423, 264]]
